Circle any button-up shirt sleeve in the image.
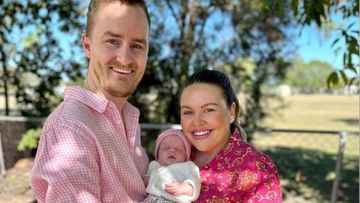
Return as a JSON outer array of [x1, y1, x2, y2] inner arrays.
[[31, 121, 101, 203], [242, 154, 282, 203]]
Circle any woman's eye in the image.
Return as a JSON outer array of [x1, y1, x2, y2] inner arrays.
[[204, 108, 215, 113], [182, 111, 192, 115]]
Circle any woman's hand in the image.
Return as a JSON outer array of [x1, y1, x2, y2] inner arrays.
[[165, 182, 194, 196], [142, 175, 149, 187]]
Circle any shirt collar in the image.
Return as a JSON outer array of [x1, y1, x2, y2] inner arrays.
[[64, 86, 140, 116], [64, 86, 109, 113]]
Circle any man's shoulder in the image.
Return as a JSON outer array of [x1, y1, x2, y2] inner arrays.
[[44, 98, 100, 131]]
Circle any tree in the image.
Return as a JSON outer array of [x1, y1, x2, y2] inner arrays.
[[130, 0, 294, 132], [0, 1, 85, 116], [285, 58, 337, 93], [289, 0, 359, 87]]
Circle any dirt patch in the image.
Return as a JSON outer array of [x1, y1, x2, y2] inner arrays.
[[0, 158, 36, 203]]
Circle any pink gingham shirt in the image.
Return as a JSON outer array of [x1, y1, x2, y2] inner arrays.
[[30, 86, 149, 203]]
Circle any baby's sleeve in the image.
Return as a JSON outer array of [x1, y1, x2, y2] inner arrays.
[[147, 160, 160, 175], [183, 162, 201, 201]]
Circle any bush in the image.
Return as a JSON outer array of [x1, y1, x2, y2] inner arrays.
[[17, 128, 41, 152]]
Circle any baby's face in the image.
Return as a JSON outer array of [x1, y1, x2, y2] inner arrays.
[[157, 134, 187, 166]]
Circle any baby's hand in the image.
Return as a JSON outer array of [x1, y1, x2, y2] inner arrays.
[[142, 175, 149, 187], [165, 182, 193, 196]]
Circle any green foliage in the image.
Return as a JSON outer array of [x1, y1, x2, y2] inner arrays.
[[132, 0, 294, 131], [285, 59, 337, 92], [290, 0, 359, 87], [17, 128, 41, 152], [0, 1, 85, 116]]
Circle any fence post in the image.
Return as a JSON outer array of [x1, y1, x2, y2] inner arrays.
[[0, 133, 6, 176], [330, 131, 348, 203]]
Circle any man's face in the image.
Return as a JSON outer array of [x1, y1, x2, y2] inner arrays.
[[82, 2, 149, 98]]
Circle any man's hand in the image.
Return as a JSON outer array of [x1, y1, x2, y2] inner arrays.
[[164, 182, 194, 196]]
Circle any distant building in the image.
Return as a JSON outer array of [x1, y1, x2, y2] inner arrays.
[[343, 85, 358, 95], [270, 84, 292, 97]]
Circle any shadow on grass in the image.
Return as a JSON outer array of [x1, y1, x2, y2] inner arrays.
[[264, 147, 359, 203], [332, 118, 359, 127]]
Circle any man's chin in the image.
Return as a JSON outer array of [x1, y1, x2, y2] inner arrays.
[[107, 88, 133, 98]]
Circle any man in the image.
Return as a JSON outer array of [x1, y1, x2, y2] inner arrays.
[[30, 0, 151, 202]]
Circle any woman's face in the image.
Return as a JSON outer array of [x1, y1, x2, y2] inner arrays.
[[180, 83, 235, 155]]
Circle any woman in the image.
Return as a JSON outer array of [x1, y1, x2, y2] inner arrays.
[[180, 69, 282, 202]]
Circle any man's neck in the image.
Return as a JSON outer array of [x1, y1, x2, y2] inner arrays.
[[82, 78, 126, 113]]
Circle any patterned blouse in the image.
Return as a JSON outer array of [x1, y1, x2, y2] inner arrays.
[[193, 130, 282, 203]]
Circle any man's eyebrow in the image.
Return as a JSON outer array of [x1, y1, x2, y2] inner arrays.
[[103, 31, 122, 38], [133, 38, 147, 45], [103, 31, 147, 45]]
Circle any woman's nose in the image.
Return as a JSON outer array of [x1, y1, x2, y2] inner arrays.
[[193, 113, 204, 125]]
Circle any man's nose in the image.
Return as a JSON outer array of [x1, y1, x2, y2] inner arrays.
[[117, 46, 133, 66]]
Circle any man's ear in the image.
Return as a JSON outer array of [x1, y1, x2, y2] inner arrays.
[[82, 33, 91, 58]]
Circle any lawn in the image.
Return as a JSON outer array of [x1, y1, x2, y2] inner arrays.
[[260, 94, 358, 131], [254, 94, 359, 203]]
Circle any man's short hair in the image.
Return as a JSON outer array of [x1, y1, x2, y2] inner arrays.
[[85, 0, 151, 35]]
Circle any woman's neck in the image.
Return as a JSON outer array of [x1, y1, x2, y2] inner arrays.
[[194, 131, 232, 168], [194, 149, 220, 168]]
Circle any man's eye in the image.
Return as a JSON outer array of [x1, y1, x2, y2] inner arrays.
[[107, 39, 119, 46], [131, 44, 143, 49]]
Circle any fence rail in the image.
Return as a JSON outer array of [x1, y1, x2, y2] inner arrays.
[[140, 123, 359, 203], [0, 117, 358, 202]]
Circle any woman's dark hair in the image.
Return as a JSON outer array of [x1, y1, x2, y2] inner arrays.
[[183, 69, 247, 141]]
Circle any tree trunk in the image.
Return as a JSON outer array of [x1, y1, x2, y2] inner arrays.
[[0, 36, 9, 116]]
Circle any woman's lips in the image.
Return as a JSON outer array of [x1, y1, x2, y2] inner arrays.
[[192, 130, 211, 139]]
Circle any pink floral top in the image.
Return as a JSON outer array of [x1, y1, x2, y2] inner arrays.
[[193, 130, 282, 203]]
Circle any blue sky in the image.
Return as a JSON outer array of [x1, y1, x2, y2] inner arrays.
[[295, 15, 358, 73], [296, 26, 342, 69], [60, 1, 357, 75]]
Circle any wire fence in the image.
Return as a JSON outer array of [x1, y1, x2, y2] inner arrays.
[[140, 124, 359, 203], [0, 118, 358, 203]]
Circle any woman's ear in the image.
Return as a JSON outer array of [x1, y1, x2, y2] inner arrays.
[[230, 102, 236, 122], [82, 33, 91, 58]]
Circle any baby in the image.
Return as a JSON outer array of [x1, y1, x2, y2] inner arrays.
[[143, 129, 200, 203]]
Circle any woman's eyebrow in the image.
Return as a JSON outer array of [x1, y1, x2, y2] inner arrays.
[[201, 102, 219, 108], [180, 105, 192, 109], [181, 102, 219, 109]]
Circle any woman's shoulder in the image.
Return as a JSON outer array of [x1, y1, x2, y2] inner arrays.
[[220, 135, 277, 171]]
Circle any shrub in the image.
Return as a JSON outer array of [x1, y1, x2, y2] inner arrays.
[[17, 128, 41, 152]]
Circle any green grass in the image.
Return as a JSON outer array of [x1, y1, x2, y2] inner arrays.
[[253, 94, 359, 203], [260, 94, 358, 131]]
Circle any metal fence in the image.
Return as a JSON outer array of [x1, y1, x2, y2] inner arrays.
[[140, 124, 359, 203], [0, 118, 358, 203]]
